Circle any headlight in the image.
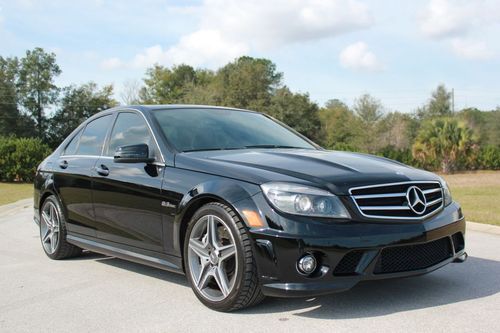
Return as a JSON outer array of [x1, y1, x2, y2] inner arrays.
[[261, 182, 350, 218], [439, 178, 453, 206]]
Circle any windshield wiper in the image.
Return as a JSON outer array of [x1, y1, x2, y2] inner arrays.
[[182, 147, 244, 152], [182, 145, 312, 152], [244, 144, 309, 149]]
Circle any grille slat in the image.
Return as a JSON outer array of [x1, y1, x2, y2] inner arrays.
[[374, 237, 453, 274], [350, 181, 444, 220]]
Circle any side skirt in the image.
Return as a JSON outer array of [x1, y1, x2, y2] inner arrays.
[[67, 234, 184, 275]]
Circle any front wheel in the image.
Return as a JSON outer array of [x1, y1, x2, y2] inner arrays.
[[184, 202, 264, 311]]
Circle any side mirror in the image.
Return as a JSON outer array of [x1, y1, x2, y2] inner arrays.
[[114, 144, 155, 163]]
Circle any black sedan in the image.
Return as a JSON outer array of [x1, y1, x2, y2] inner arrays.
[[34, 105, 467, 311]]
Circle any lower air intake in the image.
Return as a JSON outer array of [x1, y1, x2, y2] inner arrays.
[[333, 250, 364, 276], [374, 237, 453, 274]]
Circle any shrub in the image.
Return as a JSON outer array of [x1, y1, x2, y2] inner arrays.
[[378, 146, 416, 166], [0, 137, 52, 182], [478, 145, 500, 170]]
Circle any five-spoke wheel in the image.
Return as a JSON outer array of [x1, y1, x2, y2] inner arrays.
[[184, 202, 264, 311], [39, 196, 82, 259], [188, 214, 237, 301], [40, 200, 60, 255]]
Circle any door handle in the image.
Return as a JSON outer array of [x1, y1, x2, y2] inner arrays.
[[59, 160, 68, 169], [96, 164, 109, 176]]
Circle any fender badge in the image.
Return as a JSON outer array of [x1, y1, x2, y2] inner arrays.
[[161, 201, 177, 209]]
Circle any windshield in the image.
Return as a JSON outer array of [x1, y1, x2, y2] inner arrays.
[[152, 108, 316, 152]]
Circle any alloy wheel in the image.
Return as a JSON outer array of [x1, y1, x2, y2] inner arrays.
[[40, 201, 60, 254], [187, 214, 238, 302]]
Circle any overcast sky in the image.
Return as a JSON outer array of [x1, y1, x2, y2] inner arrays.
[[1, 0, 499, 112]]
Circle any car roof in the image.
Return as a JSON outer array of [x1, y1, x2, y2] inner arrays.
[[106, 104, 260, 114]]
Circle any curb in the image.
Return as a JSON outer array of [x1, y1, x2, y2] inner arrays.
[[466, 221, 500, 236], [0, 198, 33, 215]]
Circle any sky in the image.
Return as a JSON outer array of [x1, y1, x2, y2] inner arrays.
[[1, 0, 499, 113]]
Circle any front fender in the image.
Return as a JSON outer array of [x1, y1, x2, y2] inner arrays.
[[172, 179, 262, 253]]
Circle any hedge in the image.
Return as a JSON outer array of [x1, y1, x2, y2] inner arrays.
[[378, 145, 500, 171], [0, 137, 52, 182]]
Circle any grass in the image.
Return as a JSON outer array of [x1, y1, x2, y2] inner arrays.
[[0, 183, 33, 206], [441, 171, 500, 226], [0, 171, 499, 225]]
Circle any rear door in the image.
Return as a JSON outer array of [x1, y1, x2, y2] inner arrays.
[[92, 111, 165, 252], [54, 114, 113, 237]]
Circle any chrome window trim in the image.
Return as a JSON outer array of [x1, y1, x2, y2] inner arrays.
[[59, 108, 166, 164], [349, 181, 444, 220], [59, 154, 165, 167]]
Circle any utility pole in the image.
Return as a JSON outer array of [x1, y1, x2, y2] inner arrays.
[[451, 88, 455, 113]]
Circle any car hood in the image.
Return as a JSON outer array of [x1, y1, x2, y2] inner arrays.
[[174, 149, 441, 195]]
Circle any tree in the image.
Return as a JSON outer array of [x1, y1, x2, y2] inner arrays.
[[47, 82, 118, 148], [379, 112, 416, 150], [139, 64, 206, 104], [120, 79, 142, 105], [353, 94, 384, 153], [318, 99, 360, 150], [17, 48, 61, 139], [412, 118, 476, 173], [216, 56, 282, 110], [0, 56, 21, 136], [418, 84, 452, 119], [267, 87, 321, 141], [0, 56, 35, 137]]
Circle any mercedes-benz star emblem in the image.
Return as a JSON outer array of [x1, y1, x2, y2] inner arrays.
[[406, 186, 427, 215]]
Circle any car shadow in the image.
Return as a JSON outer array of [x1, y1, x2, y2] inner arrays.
[[240, 256, 500, 319], [69, 253, 499, 318]]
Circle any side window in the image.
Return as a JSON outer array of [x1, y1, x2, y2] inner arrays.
[[77, 115, 112, 156], [63, 129, 82, 155], [106, 112, 154, 156]]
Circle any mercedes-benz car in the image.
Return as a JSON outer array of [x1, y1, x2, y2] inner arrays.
[[34, 105, 467, 311]]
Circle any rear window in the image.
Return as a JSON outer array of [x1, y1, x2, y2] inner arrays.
[[63, 129, 82, 155], [77, 115, 112, 156]]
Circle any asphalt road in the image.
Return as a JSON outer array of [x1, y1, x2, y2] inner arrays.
[[1, 201, 499, 333]]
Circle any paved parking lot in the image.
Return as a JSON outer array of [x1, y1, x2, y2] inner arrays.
[[1, 201, 499, 332]]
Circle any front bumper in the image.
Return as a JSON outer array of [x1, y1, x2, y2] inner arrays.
[[245, 199, 466, 298]]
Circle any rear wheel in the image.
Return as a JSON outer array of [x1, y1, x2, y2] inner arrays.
[[40, 195, 82, 259], [184, 202, 264, 311]]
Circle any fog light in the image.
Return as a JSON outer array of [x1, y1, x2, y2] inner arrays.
[[297, 254, 317, 275]]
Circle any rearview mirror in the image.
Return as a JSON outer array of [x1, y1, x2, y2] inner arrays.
[[114, 144, 155, 163]]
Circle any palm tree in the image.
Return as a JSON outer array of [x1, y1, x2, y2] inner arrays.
[[412, 118, 476, 173]]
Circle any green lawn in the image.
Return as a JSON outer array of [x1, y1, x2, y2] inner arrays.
[[0, 183, 33, 206], [441, 171, 500, 226]]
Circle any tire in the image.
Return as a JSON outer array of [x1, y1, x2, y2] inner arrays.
[[183, 202, 265, 311], [39, 195, 82, 260]]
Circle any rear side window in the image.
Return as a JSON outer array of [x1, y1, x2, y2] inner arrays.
[[63, 129, 82, 155], [106, 112, 154, 156], [77, 115, 112, 156]]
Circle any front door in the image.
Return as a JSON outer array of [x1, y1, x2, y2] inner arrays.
[[91, 111, 164, 252]]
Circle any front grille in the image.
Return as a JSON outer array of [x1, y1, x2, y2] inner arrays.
[[350, 181, 443, 219], [333, 250, 364, 276], [374, 237, 453, 274]]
